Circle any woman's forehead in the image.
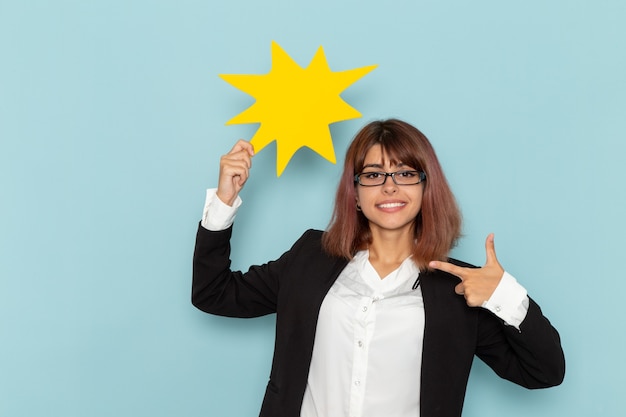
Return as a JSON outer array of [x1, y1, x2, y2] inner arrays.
[[362, 144, 406, 166]]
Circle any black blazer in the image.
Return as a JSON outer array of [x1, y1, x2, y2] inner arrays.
[[192, 225, 565, 417]]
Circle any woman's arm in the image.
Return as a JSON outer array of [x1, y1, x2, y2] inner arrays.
[[192, 139, 281, 317], [430, 234, 565, 388], [475, 298, 565, 388], [192, 225, 279, 318]]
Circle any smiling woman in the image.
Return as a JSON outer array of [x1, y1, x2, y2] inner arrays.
[[192, 119, 565, 417]]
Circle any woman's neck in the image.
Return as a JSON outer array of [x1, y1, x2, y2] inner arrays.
[[367, 228, 414, 279]]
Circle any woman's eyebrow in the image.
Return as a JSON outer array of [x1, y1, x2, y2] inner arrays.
[[362, 162, 408, 170], [362, 163, 384, 170]]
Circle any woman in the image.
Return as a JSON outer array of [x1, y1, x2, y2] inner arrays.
[[192, 119, 565, 417]]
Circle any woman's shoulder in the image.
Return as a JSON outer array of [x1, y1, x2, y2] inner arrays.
[[288, 229, 346, 263], [300, 228, 324, 240], [290, 229, 324, 251]]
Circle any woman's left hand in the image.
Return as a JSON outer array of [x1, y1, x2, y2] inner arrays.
[[429, 234, 505, 307]]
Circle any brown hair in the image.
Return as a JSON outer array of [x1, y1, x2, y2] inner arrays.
[[322, 119, 462, 270]]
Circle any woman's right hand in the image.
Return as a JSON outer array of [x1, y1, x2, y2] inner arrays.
[[216, 140, 255, 206]]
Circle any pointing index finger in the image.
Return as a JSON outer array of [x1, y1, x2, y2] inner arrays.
[[429, 260, 465, 281]]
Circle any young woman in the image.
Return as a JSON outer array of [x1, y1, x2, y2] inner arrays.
[[192, 119, 565, 417]]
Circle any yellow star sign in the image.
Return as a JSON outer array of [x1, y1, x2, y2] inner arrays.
[[220, 41, 377, 176]]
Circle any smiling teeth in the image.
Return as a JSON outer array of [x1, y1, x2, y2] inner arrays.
[[378, 202, 405, 208]]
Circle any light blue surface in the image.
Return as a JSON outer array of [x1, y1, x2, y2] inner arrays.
[[1, 1, 624, 416]]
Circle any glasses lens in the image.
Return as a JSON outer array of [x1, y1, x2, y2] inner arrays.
[[359, 172, 385, 186], [394, 170, 422, 185]]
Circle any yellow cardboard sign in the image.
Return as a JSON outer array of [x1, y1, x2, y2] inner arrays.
[[220, 41, 377, 176]]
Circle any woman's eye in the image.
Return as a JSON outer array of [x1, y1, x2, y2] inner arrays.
[[398, 171, 415, 177], [364, 172, 381, 179]]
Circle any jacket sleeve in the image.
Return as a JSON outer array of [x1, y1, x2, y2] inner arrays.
[[191, 223, 306, 318], [475, 297, 566, 388]]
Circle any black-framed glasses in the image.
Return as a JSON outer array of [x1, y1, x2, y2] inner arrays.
[[354, 170, 426, 187]]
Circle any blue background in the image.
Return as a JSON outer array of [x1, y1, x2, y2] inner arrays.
[[1, 0, 624, 416]]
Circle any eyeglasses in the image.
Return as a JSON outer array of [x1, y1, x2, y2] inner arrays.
[[354, 170, 426, 187]]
